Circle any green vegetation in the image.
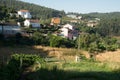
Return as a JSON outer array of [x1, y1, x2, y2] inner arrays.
[[76, 33, 119, 53], [97, 18, 120, 36], [68, 12, 120, 20], [0, 54, 120, 80], [0, 54, 45, 80], [0, 6, 10, 21], [75, 16, 120, 53], [84, 12, 120, 19]]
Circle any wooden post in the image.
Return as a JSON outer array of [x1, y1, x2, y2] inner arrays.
[[19, 57, 22, 69], [75, 55, 79, 62]]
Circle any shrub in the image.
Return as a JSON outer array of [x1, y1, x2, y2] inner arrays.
[[0, 54, 45, 80]]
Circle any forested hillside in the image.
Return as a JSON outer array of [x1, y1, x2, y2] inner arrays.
[[0, 0, 65, 19], [67, 12, 120, 19]]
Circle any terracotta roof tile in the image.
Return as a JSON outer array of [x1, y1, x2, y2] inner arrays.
[[19, 10, 29, 12]]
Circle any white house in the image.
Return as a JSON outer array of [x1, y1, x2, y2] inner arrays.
[[59, 24, 75, 40], [67, 14, 77, 19], [63, 24, 74, 30], [67, 14, 82, 20], [24, 19, 40, 28], [0, 23, 22, 36], [87, 20, 98, 27], [18, 10, 32, 19]]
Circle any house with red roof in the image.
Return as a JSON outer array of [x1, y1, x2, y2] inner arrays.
[[18, 9, 32, 19], [24, 19, 40, 28]]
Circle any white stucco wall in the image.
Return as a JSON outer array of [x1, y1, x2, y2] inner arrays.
[[60, 28, 68, 37], [18, 11, 32, 19], [63, 24, 73, 30], [0, 25, 21, 35]]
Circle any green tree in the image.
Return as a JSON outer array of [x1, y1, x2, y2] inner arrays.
[[0, 6, 9, 21], [32, 32, 49, 45], [49, 35, 62, 47]]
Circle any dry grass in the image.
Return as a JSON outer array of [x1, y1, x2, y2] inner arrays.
[[34, 46, 90, 57], [0, 46, 47, 59], [34, 45, 90, 62], [0, 45, 90, 62], [1, 45, 120, 64], [95, 49, 120, 63]]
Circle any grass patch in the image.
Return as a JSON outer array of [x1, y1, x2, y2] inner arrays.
[[62, 61, 111, 72]]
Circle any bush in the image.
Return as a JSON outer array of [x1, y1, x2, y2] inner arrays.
[[10, 54, 45, 68], [0, 54, 45, 80]]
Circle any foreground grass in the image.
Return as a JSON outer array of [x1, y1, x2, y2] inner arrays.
[[26, 61, 120, 80], [0, 46, 120, 80], [62, 61, 111, 72], [0, 53, 120, 80]]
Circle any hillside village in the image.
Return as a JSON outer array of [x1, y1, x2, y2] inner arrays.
[[0, 5, 120, 51], [0, 9, 100, 40]]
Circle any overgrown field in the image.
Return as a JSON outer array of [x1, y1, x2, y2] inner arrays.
[[0, 46, 120, 80]]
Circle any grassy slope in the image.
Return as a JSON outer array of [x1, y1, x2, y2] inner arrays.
[[0, 45, 120, 62], [0, 45, 120, 80]]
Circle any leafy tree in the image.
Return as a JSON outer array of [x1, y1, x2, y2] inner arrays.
[[49, 35, 62, 47], [0, 6, 10, 21], [32, 32, 49, 45], [96, 18, 120, 36]]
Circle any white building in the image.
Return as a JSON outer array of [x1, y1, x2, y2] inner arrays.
[[18, 10, 32, 19], [67, 14, 82, 20], [0, 23, 21, 36], [63, 24, 74, 30], [59, 24, 75, 39], [67, 14, 77, 19], [87, 20, 98, 27], [24, 19, 40, 28]]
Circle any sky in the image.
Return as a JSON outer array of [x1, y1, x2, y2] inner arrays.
[[20, 0, 120, 13]]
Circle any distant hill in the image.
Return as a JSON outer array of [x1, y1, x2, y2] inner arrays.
[[0, 0, 65, 19], [84, 12, 120, 19], [67, 12, 120, 19]]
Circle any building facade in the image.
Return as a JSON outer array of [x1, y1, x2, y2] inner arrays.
[[0, 23, 21, 36], [24, 19, 40, 28], [18, 10, 32, 19]]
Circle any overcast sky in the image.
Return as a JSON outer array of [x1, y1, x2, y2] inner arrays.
[[20, 0, 120, 13]]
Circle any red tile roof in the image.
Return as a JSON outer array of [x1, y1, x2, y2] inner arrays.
[[19, 10, 29, 12], [51, 17, 60, 24], [27, 19, 40, 23]]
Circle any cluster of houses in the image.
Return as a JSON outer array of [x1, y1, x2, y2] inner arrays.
[[67, 14, 100, 27], [18, 9, 41, 28], [0, 9, 41, 37], [0, 9, 100, 40], [0, 9, 78, 40]]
